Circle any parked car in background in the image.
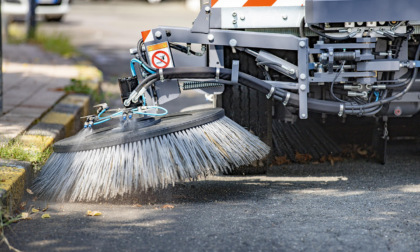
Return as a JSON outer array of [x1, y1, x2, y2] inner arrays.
[[2, 0, 70, 22]]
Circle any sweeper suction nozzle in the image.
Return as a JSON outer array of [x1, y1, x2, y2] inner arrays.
[[33, 108, 270, 202]]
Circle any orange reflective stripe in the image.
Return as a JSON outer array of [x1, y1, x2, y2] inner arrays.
[[211, 0, 219, 7], [141, 30, 151, 41], [243, 0, 276, 7]]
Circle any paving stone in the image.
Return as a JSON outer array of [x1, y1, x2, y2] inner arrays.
[[60, 94, 91, 116], [53, 103, 84, 132], [22, 89, 66, 109], [0, 159, 33, 192], [3, 89, 32, 106], [7, 106, 47, 119], [0, 117, 34, 140], [41, 111, 75, 137], [0, 166, 25, 214], [26, 122, 66, 141]]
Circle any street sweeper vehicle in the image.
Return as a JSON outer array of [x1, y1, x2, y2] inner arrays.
[[34, 0, 420, 201]]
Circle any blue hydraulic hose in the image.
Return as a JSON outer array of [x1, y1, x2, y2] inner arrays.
[[98, 109, 123, 120], [130, 59, 151, 105], [130, 58, 156, 75], [93, 118, 111, 125], [374, 91, 380, 102], [133, 106, 168, 116], [91, 107, 167, 128]]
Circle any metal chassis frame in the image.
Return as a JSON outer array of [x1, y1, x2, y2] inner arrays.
[[147, 26, 309, 119]]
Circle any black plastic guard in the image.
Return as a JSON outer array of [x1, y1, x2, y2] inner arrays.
[[54, 108, 225, 153]]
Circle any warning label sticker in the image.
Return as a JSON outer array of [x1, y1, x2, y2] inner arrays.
[[151, 51, 171, 69], [146, 41, 174, 69]]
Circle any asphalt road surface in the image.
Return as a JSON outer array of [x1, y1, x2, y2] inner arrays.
[[2, 141, 420, 251], [2, 1, 420, 251]]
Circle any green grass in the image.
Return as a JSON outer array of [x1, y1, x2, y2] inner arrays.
[[7, 23, 78, 58], [32, 32, 77, 58], [66, 78, 105, 103], [0, 139, 53, 171]]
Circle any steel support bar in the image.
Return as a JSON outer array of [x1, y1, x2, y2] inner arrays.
[[155, 26, 302, 51], [26, 0, 36, 39]]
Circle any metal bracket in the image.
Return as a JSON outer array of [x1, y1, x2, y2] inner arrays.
[[215, 68, 220, 81], [338, 104, 344, 117], [191, 5, 211, 34], [283, 92, 291, 106], [159, 69, 164, 82], [297, 38, 309, 119], [231, 60, 239, 83], [266, 86, 275, 99]]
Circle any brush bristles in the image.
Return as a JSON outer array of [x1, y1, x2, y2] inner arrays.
[[33, 116, 270, 202]]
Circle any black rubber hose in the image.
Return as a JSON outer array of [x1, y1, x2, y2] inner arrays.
[[299, 17, 306, 38], [346, 42, 420, 110], [308, 25, 351, 41], [137, 38, 156, 72], [394, 25, 414, 38], [132, 66, 409, 116], [170, 44, 202, 56], [134, 67, 342, 114]]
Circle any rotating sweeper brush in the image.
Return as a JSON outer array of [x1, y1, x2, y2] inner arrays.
[[33, 106, 270, 202]]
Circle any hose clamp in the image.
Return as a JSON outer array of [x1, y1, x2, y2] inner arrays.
[[266, 86, 275, 99], [159, 68, 164, 82], [338, 104, 344, 117], [216, 68, 220, 81], [283, 92, 291, 106]]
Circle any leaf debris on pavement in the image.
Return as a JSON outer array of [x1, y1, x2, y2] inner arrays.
[[21, 212, 31, 220], [86, 210, 102, 216], [162, 204, 174, 209], [31, 208, 40, 213], [26, 189, 34, 195], [41, 214, 50, 219]]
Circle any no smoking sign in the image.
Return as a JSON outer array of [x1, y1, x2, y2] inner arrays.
[[151, 50, 172, 69]]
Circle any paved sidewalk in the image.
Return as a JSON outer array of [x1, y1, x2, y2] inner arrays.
[[1, 43, 79, 141], [0, 43, 101, 213]]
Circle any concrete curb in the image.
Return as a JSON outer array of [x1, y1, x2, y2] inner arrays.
[[0, 67, 102, 214]]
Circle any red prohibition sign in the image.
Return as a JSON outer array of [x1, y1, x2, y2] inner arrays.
[[151, 50, 170, 69]]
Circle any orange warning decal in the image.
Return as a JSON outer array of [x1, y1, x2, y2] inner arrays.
[[141, 30, 151, 41], [147, 42, 169, 52], [211, 0, 305, 8], [243, 0, 277, 7]]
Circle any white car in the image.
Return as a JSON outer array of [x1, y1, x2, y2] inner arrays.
[[2, 0, 70, 22]]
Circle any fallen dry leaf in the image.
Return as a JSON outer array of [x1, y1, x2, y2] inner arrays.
[[26, 189, 34, 195], [134, 204, 142, 207], [162, 204, 174, 209], [86, 210, 102, 216], [41, 214, 50, 219], [21, 212, 31, 220], [357, 147, 368, 156], [274, 156, 291, 165], [31, 208, 40, 213], [20, 202, 27, 209], [295, 152, 313, 163], [42, 205, 49, 212]]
